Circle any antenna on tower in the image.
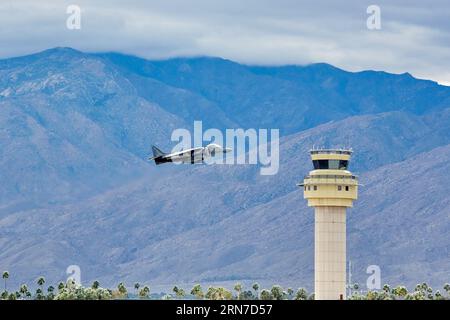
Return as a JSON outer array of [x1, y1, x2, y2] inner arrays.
[[347, 260, 352, 297]]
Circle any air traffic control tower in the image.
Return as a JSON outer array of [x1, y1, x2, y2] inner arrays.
[[298, 149, 358, 300]]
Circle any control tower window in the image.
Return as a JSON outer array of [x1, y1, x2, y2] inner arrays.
[[313, 160, 348, 170], [345, 186, 349, 191], [339, 160, 348, 169]]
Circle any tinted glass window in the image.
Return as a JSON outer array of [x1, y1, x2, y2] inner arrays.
[[339, 160, 348, 170], [313, 160, 348, 170], [329, 160, 340, 169], [313, 160, 329, 169]]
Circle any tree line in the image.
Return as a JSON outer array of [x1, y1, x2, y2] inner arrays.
[[2, 271, 449, 300]]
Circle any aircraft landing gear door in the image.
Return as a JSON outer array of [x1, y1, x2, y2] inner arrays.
[[190, 149, 203, 164], [191, 149, 195, 164]]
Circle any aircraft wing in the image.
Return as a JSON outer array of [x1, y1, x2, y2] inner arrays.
[[166, 147, 204, 158]]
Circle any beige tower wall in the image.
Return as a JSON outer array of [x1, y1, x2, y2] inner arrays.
[[314, 206, 346, 300]]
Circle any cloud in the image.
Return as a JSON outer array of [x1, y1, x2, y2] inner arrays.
[[0, 0, 449, 84]]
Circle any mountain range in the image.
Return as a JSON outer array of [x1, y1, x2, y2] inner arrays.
[[0, 47, 449, 291]]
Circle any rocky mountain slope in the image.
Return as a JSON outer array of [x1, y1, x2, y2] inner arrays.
[[0, 48, 449, 290]]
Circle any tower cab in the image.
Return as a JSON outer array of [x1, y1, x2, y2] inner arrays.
[[299, 149, 359, 207]]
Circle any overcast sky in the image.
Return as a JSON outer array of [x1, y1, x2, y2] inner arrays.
[[1, 0, 449, 85]]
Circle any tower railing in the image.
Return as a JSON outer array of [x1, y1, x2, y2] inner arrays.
[[304, 174, 358, 180]]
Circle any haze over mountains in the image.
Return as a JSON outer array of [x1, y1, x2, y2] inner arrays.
[[0, 47, 449, 290]]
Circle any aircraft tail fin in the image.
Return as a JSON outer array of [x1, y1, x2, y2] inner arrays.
[[148, 145, 167, 163], [152, 145, 166, 158]]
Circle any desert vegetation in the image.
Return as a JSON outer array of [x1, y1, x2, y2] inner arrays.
[[1, 271, 449, 300]]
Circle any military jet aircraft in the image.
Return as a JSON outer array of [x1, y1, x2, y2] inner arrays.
[[149, 144, 232, 165]]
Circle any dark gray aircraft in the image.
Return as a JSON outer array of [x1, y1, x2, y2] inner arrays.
[[149, 144, 232, 165]]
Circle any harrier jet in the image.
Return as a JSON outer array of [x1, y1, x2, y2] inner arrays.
[[149, 144, 232, 165]]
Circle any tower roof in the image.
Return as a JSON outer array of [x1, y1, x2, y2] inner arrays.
[[310, 149, 352, 155]]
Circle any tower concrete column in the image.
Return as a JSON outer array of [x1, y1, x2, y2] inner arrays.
[[314, 206, 346, 300]]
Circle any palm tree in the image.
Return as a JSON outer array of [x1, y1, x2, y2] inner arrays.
[[366, 290, 379, 300], [260, 289, 272, 300], [427, 287, 434, 300], [117, 282, 128, 298], [173, 286, 179, 295], [36, 277, 45, 300], [295, 288, 308, 300], [444, 283, 450, 297], [190, 284, 204, 299], [206, 287, 233, 300], [270, 285, 285, 300], [2, 271, 9, 291], [19, 284, 28, 299], [252, 283, 259, 299], [37, 277, 45, 288], [92, 280, 100, 289], [139, 286, 150, 299], [392, 286, 408, 299], [35, 288, 43, 300], [241, 290, 254, 300], [287, 288, 294, 298], [47, 286, 55, 300], [234, 283, 242, 300], [173, 286, 186, 298], [134, 282, 140, 295]]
